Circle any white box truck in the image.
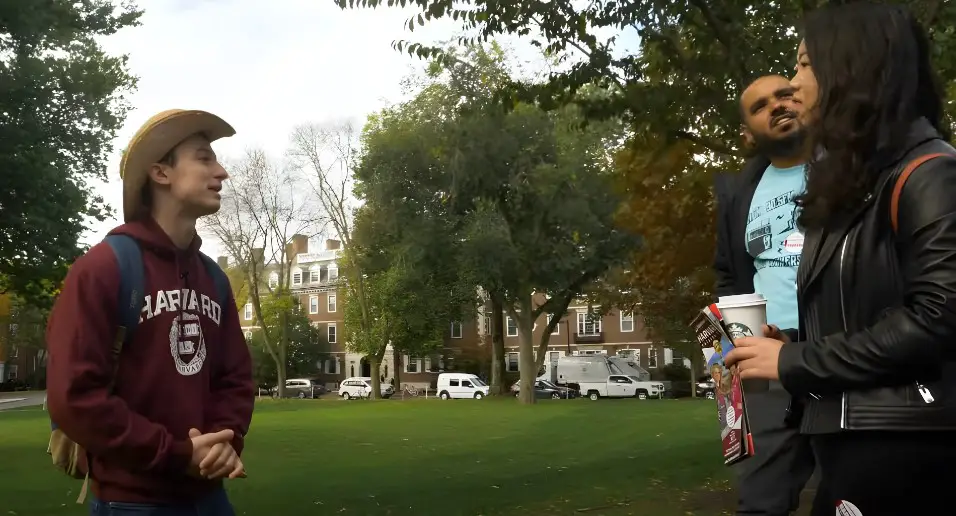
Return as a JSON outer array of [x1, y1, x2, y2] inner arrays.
[[556, 355, 664, 401]]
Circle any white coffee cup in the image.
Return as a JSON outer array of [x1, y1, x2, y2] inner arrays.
[[717, 293, 768, 339], [718, 293, 769, 393]]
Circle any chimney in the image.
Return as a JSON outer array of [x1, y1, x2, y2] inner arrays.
[[286, 234, 309, 261], [325, 239, 341, 250], [292, 234, 309, 254], [216, 256, 229, 269]]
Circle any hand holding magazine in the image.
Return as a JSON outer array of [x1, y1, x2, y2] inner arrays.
[[690, 304, 754, 465]]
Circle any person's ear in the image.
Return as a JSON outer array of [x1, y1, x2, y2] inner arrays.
[[148, 163, 172, 185], [741, 125, 755, 148]]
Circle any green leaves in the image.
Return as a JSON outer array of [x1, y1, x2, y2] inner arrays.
[[0, 1, 140, 307]]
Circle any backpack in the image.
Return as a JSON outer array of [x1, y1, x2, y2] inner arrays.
[[47, 234, 230, 503]]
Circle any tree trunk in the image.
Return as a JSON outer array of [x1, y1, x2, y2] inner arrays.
[[276, 309, 289, 398], [514, 301, 537, 405], [393, 352, 403, 391], [367, 343, 388, 399], [689, 349, 701, 398], [489, 296, 506, 396], [274, 345, 287, 398], [369, 357, 382, 399]]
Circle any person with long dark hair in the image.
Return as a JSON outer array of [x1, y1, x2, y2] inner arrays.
[[725, 3, 956, 515]]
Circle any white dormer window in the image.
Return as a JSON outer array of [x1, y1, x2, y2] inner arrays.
[[268, 272, 279, 288], [292, 269, 302, 285], [310, 269, 319, 283], [329, 264, 338, 280]]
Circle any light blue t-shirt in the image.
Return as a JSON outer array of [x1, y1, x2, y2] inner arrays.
[[744, 164, 806, 330]]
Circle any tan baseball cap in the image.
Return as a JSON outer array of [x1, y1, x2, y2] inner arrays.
[[119, 109, 236, 222]]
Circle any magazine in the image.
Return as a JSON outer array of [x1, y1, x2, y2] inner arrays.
[[691, 304, 754, 465]]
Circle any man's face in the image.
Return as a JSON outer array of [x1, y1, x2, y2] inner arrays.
[[740, 75, 805, 157], [151, 134, 228, 218]]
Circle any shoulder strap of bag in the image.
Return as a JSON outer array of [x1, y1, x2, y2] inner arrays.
[[198, 252, 230, 308], [104, 234, 145, 347], [891, 153, 949, 233]]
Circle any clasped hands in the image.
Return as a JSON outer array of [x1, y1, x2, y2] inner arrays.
[[724, 324, 788, 381], [188, 428, 246, 481]]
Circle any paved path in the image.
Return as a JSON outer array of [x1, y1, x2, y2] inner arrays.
[[0, 391, 46, 411]]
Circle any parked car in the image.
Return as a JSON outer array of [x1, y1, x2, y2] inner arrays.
[[511, 379, 580, 399], [272, 378, 326, 399], [696, 376, 716, 400], [338, 377, 394, 399], [436, 373, 490, 400]]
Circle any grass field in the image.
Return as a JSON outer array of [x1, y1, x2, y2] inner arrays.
[[0, 398, 737, 515]]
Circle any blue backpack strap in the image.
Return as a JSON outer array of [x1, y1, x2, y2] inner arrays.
[[199, 252, 231, 308], [104, 235, 145, 344]]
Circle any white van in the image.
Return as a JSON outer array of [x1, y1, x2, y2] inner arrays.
[[436, 373, 490, 400], [338, 377, 394, 399]]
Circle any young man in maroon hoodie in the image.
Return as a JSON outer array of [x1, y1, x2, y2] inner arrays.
[[46, 109, 255, 515]]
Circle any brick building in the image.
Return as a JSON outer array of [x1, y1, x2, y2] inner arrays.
[[236, 235, 486, 391], [235, 236, 690, 391]]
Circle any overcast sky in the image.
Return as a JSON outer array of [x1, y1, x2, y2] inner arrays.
[[87, 0, 635, 259]]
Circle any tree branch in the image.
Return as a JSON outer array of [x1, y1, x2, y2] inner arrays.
[[672, 130, 740, 157], [686, 0, 747, 89]]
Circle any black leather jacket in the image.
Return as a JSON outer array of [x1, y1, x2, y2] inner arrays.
[[779, 118, 956, 433]]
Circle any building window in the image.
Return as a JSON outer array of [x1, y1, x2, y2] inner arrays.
[[548, 314, 559, 335], [648, 347, 658, 368], [450, 321, 462, 339], [7, 365, 18, 380], [329, 265, 338, 280], [506, 317, 518, 337], [268, 272, 279, 288], [620, 312, 634, 332], [324, 358, 339, 375], [482, 316, 491, 336], [243, 330, 253, 341], [310, 269, 319, 283], [327, 323, 337, 344], [309, 296, 318, 314], [292, 270, 302, 285], [405, 356, 421, 373], [577, 312, 602, 335], [327, 294, 337, 313], [10, 345, 18, 358], [243, 303, 253, 321], [670, 348, 685, 364], [506, 352, 519, 372]]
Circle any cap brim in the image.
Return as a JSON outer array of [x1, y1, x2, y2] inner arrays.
[[122, 110, 236, 222]]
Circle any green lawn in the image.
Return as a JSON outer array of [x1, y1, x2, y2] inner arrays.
[[1, 398, 736, 515]]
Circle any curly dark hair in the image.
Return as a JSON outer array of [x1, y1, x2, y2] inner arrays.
[[795, 1, 948, 230]]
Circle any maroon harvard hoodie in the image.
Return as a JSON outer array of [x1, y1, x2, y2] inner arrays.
[[46, 219, 254, 503]]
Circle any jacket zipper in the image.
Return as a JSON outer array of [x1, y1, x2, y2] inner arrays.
[[838, 235, 850, 429], [839, 228, 936, 420]]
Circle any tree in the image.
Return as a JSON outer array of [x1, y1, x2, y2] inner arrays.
[[345, 103, 476, 395], [248, 292, 327, 388], [337, 0, 956, 352], [203, 149, 319, 398], [287, 122, 390, 394], [434, 47, 638, 404], [1, 1, 141, 307], [595, 136, 718, 386]]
